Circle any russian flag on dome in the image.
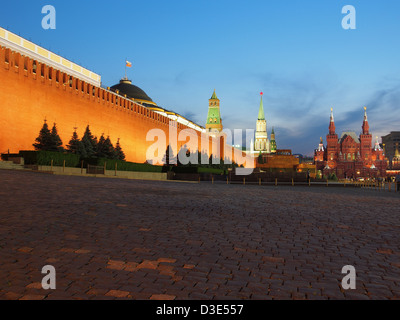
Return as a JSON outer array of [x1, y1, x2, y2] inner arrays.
[[126, 60, 132, 68]]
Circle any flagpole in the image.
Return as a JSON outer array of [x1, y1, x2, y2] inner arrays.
[[125, 58, 127, 79]]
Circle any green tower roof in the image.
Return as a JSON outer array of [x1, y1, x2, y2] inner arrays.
[[211, 89, 218, 100]]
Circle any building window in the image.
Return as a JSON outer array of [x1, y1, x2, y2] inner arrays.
[[5, 50, 9, 63], [40, 64, 45, 77], [24, 57, 28, 71], [48, 67, 52, 80]]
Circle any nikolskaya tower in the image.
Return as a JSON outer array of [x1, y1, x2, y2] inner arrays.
[[253, 92, 271, 153]]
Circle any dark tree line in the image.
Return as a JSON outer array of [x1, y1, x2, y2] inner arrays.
[[32, 121, 63, 152], [162, 144, 240, 170], [33, 120, 125, 161]]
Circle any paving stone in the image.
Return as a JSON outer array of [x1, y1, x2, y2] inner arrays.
[[105, 289, 130, 298], [19, 294, 46, 300], [150, 294, 176, 300]]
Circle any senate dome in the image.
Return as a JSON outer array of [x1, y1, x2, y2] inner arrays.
[[110, 78, 157, 107]]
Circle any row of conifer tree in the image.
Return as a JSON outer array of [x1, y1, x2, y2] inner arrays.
[[33, 120, 125, 160]]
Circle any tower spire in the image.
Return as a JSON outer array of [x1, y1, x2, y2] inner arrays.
[[258, 92, 265, 120], [362, 106, 369, 134], [329, 107, 336, 135], [254, 92, 269, 153]]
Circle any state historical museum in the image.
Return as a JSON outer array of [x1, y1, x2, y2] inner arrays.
[[314, 107, 387, 179]]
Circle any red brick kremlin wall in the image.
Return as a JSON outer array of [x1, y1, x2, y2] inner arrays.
[[0, 46, 246, 165]]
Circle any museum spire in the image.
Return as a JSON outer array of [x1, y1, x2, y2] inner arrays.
[[362, 106, 370, 135], [329, 108, 336, 135]]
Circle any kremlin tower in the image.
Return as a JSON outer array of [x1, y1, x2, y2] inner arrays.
[[326, 108, 338, 166], [270, 127, 277, 153], [254, 92, 270, 153], [205, 90, 223, 135]]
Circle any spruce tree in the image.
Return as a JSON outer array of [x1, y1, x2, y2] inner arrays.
[[66, 128, 82, 154], [209, 154, 215, 168], [162, 144, 176, 166], [191, 150, 199, 166], [80, 135, 94, 159], [93, 135, 98, 152], [199, 151, 208, 166], [81, 125, 97, 159], [258, 151, 264, 164], [177, 145, 189, 166], [115, 138, 125, 161], [33, 120, 52, 151], [219, 158, 225, 170], [96, 134, 107, 158], [83, 125, 97, 149], [49, 123, 63, 152], [103, 136, 116, 159]]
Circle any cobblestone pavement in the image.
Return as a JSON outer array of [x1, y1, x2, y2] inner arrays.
[[1, 169, 400, 300]]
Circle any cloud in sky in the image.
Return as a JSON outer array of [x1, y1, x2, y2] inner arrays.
[[340, 80, 400, 138]]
